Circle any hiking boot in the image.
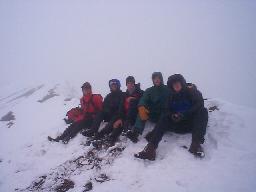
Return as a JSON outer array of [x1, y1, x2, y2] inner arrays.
[[189, 141, 205, 158], [62, 137, 71, 144], [96, 124, 113, 139], [126, 129, 139, 143], [122, 120, 131, 133], [93, 132, 104, 140], [81, 129, 95, 137], [104, 136, 116, 148], [64, 118, 73, 125], [134, 143, 156, 161], [48, 136, 60, 142], [107, 128, 122, 147]]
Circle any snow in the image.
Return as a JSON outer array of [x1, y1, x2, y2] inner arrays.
[[0, 84, 256, 192]]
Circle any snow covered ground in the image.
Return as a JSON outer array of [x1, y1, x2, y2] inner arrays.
[[0, 83, 256, 192]]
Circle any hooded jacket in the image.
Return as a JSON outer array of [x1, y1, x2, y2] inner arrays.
[[166, 74, 204, 118], [138, 80, 170, 122]]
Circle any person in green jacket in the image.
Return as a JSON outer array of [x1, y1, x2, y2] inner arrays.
[[126, 72, 170, 143]]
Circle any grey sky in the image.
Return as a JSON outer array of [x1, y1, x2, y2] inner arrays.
[[0, 0, 255, 107]]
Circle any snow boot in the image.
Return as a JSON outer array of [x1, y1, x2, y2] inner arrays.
[[64, 118, 73, 125], [107, 127, 123, 147], [48, 136, 61, 142], [126, 129, 139, 143], [134, 143, 156, 161], [81, 129, 95, 138], [122, 120, 132, 133], [97, 124, 113, 139], [189, 141, 205, 158], [62, 136, 71, 144]]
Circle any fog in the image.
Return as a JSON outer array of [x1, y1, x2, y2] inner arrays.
[[0, 0, 255, 107]]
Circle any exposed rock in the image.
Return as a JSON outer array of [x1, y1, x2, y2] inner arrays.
[[7, 121, 14, 128], [55, 179, 74, 192], [209, 106, 219, 112], [38, 86, 59, 103], [95, 173, 110, 183], [9, 85, 44, 102], [83, 181, 93, 192], [0, 111, 15, 121]]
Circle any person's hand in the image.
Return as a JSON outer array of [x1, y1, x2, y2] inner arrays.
[[113, 119, 123, 129], [171, 113, 184, 122], [138, 106, 149, 121]]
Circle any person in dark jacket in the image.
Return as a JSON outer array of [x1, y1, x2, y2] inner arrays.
[[92, 76, 144, 146], [122, 76, 144, 131], [135, 74, 208, 160], [48, 82, 103, 144], [82, 79, 125, 140], [98, 76, 143, 145], [127, 72, 170, 143]]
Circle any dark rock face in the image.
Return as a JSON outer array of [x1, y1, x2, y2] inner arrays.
[[208, 106, 219, 112], [83, 181, 93, 192], [38, 86, 59, 103], [0, 111, 15, 121], [55, 179, 75, 192]]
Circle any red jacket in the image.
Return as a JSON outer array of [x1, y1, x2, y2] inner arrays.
[[67, 94, 103, 123], [80, 94, 103, 115], [124, 92, 142, 114]]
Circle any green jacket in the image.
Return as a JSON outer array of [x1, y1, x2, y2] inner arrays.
[[138, 84, 170, 122]]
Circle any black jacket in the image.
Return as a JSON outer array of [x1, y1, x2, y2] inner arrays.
[[164, 85, 204, 119], [103, 90, 125, 119]]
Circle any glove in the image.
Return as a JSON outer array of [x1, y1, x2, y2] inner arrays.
[[138, 106, 149, 121], [113, 119, 123, 129], [171, 113, 184, 122]]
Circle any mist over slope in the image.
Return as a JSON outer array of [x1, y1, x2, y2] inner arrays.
[[0, 0, 256, 107]]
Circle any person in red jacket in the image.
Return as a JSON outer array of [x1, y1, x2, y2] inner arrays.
[[48, 82, 103, 144]]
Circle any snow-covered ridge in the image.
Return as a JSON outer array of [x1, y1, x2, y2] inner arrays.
[[0, 84, 255, 192]]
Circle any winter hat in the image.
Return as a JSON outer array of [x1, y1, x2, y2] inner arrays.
[[167, 74, 187, 89], [109, 79, 121, 89], [126, 76, 135, 85], [81, 82, 92, 89], [152, 72, 163, 84]]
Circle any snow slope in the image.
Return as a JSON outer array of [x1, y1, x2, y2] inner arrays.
[[0, 84, 256, 192]]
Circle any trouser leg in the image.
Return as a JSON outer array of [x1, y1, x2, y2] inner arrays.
[[60, 119, 93, 140], [150, 115, 172, 148], [133, 115, 146, 134], [127, 100, 139, 126], [191, 107, 208, 143], [90, 112, 105, 133]]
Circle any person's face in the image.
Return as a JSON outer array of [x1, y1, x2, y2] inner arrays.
[[127, 82, 135, 91], [110, 84, 118, 91], [82, 88, 92, 95], [153, 77, 162, 86], [172, 81, 182, 93]]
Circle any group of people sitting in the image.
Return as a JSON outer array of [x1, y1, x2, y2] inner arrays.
[[48, 72, 208, 160]]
